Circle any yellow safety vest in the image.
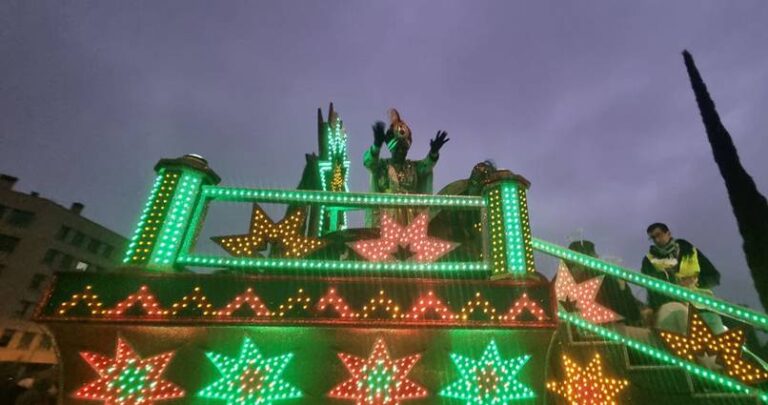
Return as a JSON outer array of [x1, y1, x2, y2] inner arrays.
[[647, 248, 700, 280], [647, 248, 713, 306]]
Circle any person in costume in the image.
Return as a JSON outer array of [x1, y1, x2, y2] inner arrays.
[[427, 160, 497, 257], [363, 108, 449, 226], [642, 222, 723, 332]]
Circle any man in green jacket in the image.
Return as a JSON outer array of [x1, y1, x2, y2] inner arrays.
[[642, 222, 722, 332]]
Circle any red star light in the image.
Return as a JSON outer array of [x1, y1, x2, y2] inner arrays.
[[72, 338, 184, 405], [350, 212, 456, 263], [328, 338, 427, 404], [554, 262, 621, 324], [503, 293, 548, 322]]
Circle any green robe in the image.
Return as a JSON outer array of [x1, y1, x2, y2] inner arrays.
[[363, 145, 437, 227]]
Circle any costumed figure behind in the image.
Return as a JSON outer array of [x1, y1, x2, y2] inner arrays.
[[430, 161, 529, 258], [565, 240, 642, 325]]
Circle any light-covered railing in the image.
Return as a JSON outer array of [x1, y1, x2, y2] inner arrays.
[[534, 237, 768, 401], [122, 159, 535, 277]]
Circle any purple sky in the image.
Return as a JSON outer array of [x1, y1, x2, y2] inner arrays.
[[2, 1, 767, 309]]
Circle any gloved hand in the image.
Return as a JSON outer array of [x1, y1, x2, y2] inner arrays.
[[372, 121, 386, 148], [429, 130, 450, 155]]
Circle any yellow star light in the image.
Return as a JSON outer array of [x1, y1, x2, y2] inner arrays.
[[212, 204, 325, 258], [658, 307, 768, 384], [547, 353, 628, 405]]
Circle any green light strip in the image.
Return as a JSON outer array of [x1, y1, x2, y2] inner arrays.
[[560, 310, 768, 402], [317, 167, 328, 235], [178, 189, 209, 261], [176, 254, 489, 274], [328, 121, 348, 159], [501, 182, 527, 274], [519, 190, 535, 271], [486, 188, 507, 276], [123, 170, 180, 264], [202, 186, 485, 208], [123, 171, 165, 263], [534, 238, 768, 331], [150, 171, 204, 266]]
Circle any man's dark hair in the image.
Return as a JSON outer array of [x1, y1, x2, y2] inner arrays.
[[646, 222, 670, 234]]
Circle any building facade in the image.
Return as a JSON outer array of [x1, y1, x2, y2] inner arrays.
[[0, 173, 126, 380]]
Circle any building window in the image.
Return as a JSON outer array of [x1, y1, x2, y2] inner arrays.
[[70, 231, 85, 247], [42, 249, 60, 265], [37, 334, 52, 351], [16, 332, 36, 350], [87, 238, 101, 254], [28, 274, 47, 290], [16, 300, 35, 317], [55, 226, 72, 241], [0, 329, 16, 347], [0, 234, 20, 254], [102, 245, 114, 259], [6, 209, 35, 227], [0, 204, 7, 220], [75, 261, 89, 271], [59, 254, 73, 270]]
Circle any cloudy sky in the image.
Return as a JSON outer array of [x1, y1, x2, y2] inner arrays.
[[2, 1, 767, 309]]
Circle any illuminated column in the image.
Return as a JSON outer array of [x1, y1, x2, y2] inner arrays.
[[123, 154, 220, 271], [315, 103, 351, 236], [483, 176, 535, 278]]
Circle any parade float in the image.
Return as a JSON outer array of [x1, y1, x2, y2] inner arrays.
[[35, 105, 768, 404]]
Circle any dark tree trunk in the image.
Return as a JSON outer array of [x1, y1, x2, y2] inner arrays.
[[683, 50, 768, 311]]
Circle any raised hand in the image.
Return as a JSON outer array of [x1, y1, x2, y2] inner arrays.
[[429, 130, 450, 154], [372, 121, 387, 147]]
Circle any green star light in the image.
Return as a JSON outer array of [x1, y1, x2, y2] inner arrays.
[[198, 337, 302, 405], [112, 363, 149, 400], [440, 340, 535, 404]]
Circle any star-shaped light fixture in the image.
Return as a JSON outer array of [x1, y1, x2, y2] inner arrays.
[[328, 338, 427, 404], [658, 307, 768, 384], [554, 262, 621, 324], [72, 338, 184, 405], [198, 337, 302, 405], [439, 340, 535, 404], [350, 212, 456, 263], [547, 352, 628, 405], [212, 204, 324, 258]]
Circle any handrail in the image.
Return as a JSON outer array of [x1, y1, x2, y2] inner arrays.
[[533, 238, 768, 331], [172, 187, 490, 276], [201, 186, 486, 208], [176, 255, 490, 273], [560, 310, 768, 402]]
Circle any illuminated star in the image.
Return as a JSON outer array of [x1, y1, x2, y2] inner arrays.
[[440, 340, 535, 404], [198, 337, 301, 405], [72, 338, 184, 405], [658, 307, 768, 384], [328, 338, 427, 404], [350, 212, 457, 263], [547, 353, 628, 405], [212, 204, 324, 258], [554, 262, 622, 324]]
